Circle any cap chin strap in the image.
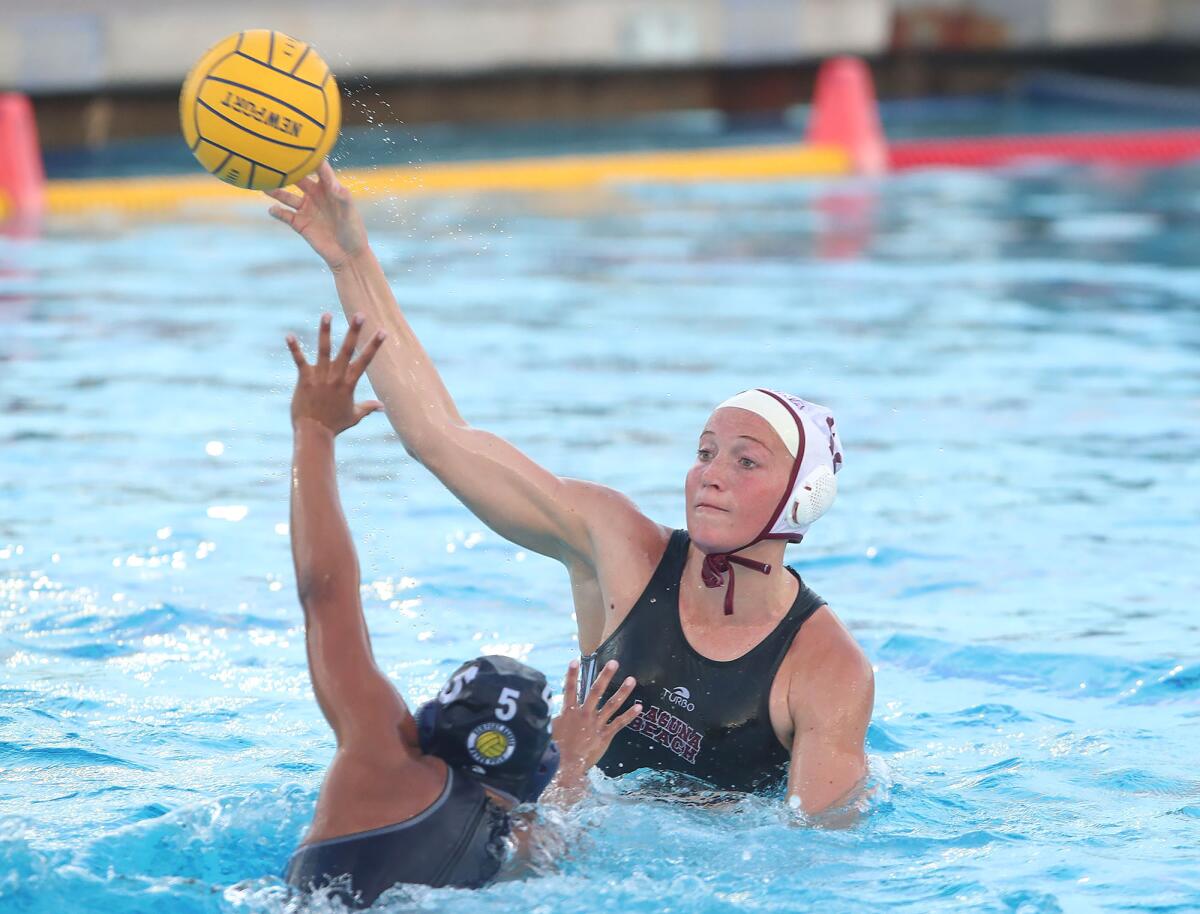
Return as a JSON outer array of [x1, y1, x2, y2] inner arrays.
[[700, 552, 772, 616]]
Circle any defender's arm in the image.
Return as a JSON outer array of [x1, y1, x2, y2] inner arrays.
[[288, 315, 415, 750]]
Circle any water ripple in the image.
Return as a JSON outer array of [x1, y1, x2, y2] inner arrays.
[[0, 743, 149, 771], [877, 634, 1194, 702]]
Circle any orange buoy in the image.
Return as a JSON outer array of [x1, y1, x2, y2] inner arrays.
[[806, 57, 888, 176], [0, 93, 46, 220]]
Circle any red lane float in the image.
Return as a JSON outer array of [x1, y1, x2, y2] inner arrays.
[[888, 129, 1200, 171]]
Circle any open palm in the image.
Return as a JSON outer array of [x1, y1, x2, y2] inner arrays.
[[287, 312, 386, 435], [265, 161, 368, 271]]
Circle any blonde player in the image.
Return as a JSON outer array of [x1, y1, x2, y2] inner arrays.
[[267, 163, 873, 817]]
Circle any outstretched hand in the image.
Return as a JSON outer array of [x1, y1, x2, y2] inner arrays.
[[266, 161, 367, 272], [287, 312, 386, 436], [548, 659, 641, 801]]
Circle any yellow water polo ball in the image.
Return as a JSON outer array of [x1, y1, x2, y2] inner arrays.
[[474, 729, 509, 760], [179, 29, 341, 191]]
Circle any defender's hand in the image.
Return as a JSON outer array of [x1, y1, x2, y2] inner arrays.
[[287, 312, 386, 435], [266, 161, 368, 272], [550, 659, 641, 798]]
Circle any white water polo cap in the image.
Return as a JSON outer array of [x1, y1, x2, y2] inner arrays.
[[715, 388, 845, 541], [699, 389, 844, 614]]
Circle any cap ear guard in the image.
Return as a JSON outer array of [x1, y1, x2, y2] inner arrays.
[[521, 740, 560, 803], [416, 700, 438, 755], [789, 464, 837, 528]]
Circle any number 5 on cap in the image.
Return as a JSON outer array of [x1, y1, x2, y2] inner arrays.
[[438, 665, 479, 705], [495, 687, 520, 721]]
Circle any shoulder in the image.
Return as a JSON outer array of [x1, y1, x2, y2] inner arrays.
[[786, 605, 874, 733], [307, 749, 445, 842], [559, 478, 670, 564], [561, 478, 649, 524]]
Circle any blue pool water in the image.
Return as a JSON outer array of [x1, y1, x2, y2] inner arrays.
[[2, 157, 1199, 912]]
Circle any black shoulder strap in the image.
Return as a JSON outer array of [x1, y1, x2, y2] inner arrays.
[[579, 529, 689, 697], [759, 573, 826, 665], [618, 527, 690, 608], [430, 770, 491, 888], [659, 528, 691, 590]]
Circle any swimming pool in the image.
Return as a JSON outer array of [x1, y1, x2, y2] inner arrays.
[[2, 156, 1198, 912]]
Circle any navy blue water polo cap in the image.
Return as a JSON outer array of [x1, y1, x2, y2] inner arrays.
[[416, 655, 559, 804]]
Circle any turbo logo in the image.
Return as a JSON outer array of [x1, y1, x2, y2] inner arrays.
[[661, 686, 696, 712]]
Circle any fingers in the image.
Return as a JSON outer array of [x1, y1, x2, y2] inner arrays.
[[285, 334, 308, 372], [319, 159, 352, 203], [351, 400, 383, 426], [335, 313, 365, 372], [318, 159, 339, 191], [317, 312, 332, 366], [349, 328, 387, 383], [608, 701, 644, 733], [264, 188, 304, 210], [599, 675, 637, 724], [561, 659, 580, 712], [298, 312, 384, 389], [267, 205, 295, 227], [297, 173, 320, 195], [582, 660, 618, 712]]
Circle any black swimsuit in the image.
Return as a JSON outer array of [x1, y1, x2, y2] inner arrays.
[[285, 767, 509, 907], [581, 529, 825, 792]]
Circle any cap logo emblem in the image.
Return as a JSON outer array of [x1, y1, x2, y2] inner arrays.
[[468, 722, 516, 766]]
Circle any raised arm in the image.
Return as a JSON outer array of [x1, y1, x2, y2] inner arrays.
[[268, 163, 463, 452], [287, 312, 410, 749], [266, 164, 644, 566]]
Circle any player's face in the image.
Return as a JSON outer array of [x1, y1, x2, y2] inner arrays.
[[685, 408, 793, 553]]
